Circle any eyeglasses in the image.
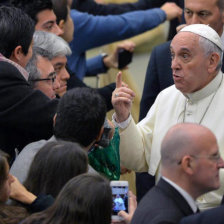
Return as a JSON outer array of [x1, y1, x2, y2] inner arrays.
[[32, 72, 56, 85], [177, 152, 222, 165]]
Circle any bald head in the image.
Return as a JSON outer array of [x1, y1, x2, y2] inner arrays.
[[161, 123, 223, 199], [161, 123, 217, 169]]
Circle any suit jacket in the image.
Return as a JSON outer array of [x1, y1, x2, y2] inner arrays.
[[139, 41, 224, 121], [0, 61, 58, 159], [179, 205, 224, 224], [131, 178, 194, 224]]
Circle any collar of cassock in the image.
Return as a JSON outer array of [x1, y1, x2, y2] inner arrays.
[[184, 71, 223, 103]]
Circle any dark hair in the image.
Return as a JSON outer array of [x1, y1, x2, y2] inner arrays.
[[0, 151, 29, 223], [0, 151, 9, 194], [52, 0, 68, 24], [10, 0, 53, 24], [0, 204, 29, 224], [0, 6, 34, 58], [54, 88, 106, 147], [21, 173, 112, 224], [24, 141, 88, 198]]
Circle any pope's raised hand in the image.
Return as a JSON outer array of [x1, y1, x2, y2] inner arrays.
[[112, 72, 135, 123]]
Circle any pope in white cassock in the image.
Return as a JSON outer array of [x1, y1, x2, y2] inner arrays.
[[112, 24, 224, 210]]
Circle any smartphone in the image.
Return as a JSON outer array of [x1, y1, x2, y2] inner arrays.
[[97, 119, 112, 148], [110, 180, 129, 221], [118, 49, 133, 69]]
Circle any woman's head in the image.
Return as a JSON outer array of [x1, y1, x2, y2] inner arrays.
[[24, 141, 88, 198], [0, 151, 14, 203], [53, 173, 112, 224], [22, 173, 112, 224]]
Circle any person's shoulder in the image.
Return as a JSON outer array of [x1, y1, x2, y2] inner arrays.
[[0, 60, 21, 75], [70, 8, 90, 19], [10, 138, 51, 181], [158, 85, 178, 98], [14, 139, 49, 162], [153, 40, 172, 54], [180, 205, 224, 224], [132, 191, 183, 224], [149, 41, 172, 67], [149, 210, 183, 224]]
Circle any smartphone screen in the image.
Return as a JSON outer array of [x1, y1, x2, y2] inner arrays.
[[111, 184, 129, 215]]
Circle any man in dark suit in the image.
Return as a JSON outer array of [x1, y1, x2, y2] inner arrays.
[[140, 0, 224, 120], [0, 6, 58, 159], [0, 7, 58, 160], [179, 205, 224, 224], [130, 123, 224, 224]]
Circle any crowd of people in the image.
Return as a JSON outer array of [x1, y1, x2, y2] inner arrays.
[[0, 0, 224, 223]]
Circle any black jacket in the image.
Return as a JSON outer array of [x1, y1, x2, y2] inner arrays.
[[0, 61, 58, 159], [179, 205, 224, 224], [131, 178, 194, 224]]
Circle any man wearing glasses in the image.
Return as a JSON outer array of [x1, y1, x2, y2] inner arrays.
[[130, 123, 224, 224], [26, 47, 60, 99]]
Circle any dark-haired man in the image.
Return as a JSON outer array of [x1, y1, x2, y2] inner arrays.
[[0, 6, 58, 159], [11, 0, 63, 35], [10, 88, 106, 183]]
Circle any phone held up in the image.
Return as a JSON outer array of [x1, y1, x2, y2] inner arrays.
[[118, 48, 133, 69], [110, 180, 129, 221]]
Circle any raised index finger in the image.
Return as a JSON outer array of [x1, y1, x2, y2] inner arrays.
[[116, 71, 122, 88]]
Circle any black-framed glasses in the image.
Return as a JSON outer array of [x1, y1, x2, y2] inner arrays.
[[32, 72, 56, 84], [177, 152, 221, 165]]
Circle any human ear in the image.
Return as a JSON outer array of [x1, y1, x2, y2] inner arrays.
[[10, 46, 23, 63], [58, 20, 65, 31], [181, 155, 195, 175], [207, 53, 220, 74]]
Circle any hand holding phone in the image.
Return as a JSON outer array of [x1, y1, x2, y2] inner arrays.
[[118, 191, 137, 223], [111, 181, 129, 221]]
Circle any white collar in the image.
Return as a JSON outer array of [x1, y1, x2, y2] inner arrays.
[[162, 176, 198, 213], [184, 71, 223, 103]]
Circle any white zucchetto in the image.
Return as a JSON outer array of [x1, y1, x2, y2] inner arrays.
[[179, 24, 223, 51]]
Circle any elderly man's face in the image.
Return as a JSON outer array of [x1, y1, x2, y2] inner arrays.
[[185, 0, 224, 36], [51, 56, 70, 97], [170, 32, 216, 93], [35, 55, 59, 99], [35, 9, 63, 36]]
